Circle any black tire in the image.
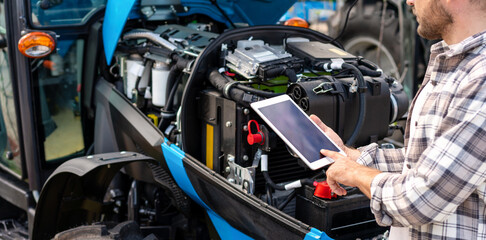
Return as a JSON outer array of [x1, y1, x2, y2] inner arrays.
[[329, 0, 401, 79]]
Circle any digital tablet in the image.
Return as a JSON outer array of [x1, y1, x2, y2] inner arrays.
[[250, 94, 345, 170]]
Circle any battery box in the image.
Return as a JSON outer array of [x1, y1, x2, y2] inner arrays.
[[295, 185, 388, 239]]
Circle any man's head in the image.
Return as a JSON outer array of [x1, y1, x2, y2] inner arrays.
[[407, 0, 454, 40]]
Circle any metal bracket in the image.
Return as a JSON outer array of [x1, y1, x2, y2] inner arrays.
[[226, 155, 256, 194], [312, 82, 334, 95]]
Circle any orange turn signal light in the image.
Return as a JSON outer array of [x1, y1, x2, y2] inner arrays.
[[284, 17, 310, 28], [18, 32, 55, 58]]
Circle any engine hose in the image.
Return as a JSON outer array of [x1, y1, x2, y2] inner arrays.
[[165, 64, 181, 105], [342, 63, 367, 146], [261, 67, 298, 83], [300, 178, 315, 187], [236, 84, 282, 98], [208, 69, 263, 107], [262, 171, 286, 191], [164, 72, 183, 112], [221, 74, 282, 98], [285, 68, 298, 83], [357, 65, 382, 77], [163, 55, 191, 108], [159, 73, 182, 131], [123, 30, 178, 52], [171, 54, 192, 69], [159, 55, 192, 131], [358, 57, 379, 71]]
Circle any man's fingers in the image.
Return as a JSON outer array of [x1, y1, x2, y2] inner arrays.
[[320, 149, 345, 159], [327, 178, 347, 196], [310, 114, 328, 131]]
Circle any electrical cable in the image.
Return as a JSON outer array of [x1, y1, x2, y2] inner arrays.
[[277, 190, 296, 210], [341, 63, 367, 146], [319, 60, 367, 146], [329, 0, 359, 45], [376, 0, 388, 66], [266, 185, 273, 205], [210, 0, 237, 29]]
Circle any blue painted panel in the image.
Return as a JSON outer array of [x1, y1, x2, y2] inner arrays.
[[207, 210, 253, 240], [179, 0, 296, 26], [161, 140, 252, 239], [103, 0, 137, 65], [304, 228, 333, 240]]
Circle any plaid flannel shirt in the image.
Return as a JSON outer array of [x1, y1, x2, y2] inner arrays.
[[357, 30, 486, 239]]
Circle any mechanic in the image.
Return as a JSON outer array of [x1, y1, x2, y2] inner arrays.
[[311, 0, 486, 238]]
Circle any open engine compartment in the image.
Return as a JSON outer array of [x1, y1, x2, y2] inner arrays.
[[105, 23, 408, 238]]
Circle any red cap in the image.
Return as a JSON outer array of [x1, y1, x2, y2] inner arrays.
[[313, 181, 337, 199], [247, 132, 263, 145], [247, 120, 264, 145]]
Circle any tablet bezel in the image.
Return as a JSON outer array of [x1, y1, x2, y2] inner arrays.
[[250, 94, 346, 170]]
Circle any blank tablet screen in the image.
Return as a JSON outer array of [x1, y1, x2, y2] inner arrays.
[[258, 99, 339, 163]]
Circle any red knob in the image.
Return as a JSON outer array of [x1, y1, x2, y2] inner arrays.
[[248, 132, 264, 145], [247, 120, 264, 145], [313, 181, 337, 199]]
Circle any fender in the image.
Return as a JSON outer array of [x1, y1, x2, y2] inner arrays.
[[32, 152, 157, 240], [162, 140, 333, 240]]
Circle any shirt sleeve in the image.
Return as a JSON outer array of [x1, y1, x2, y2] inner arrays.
[[357, 143, 405, 173], [369, 75, 486, 227]]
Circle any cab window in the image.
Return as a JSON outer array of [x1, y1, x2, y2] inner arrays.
[[34, 36, 86, 161], [30, 0, 106, 26], [0, 2, 22, 175]]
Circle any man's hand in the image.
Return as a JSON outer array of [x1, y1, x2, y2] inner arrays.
[[321, 149, 381, 198], [310, 115, 361, 160]]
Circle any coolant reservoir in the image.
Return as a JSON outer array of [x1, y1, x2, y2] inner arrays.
[[152, 61, 170, 107]]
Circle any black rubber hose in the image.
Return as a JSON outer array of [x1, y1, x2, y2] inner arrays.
[[235, 84, 282, 98], [262, 171, 286, 191], [208, 69, 263, 107], [358, 57, 379, 71], [163, 55, 191, 108], [342, 63, 367, 146], [209, 70, 247, 103], [164, 64, 181, 105], [300, 178, 314, 187], [159, 55, 191, 131], [164, 73, 183, 112], [357, 65, 382, 77], [220, 74, 282, 98], [278, 190, 297, 210], [266, 185, 273, 205], [261, 66, 298, 83], [159, 73, 182, 131]]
